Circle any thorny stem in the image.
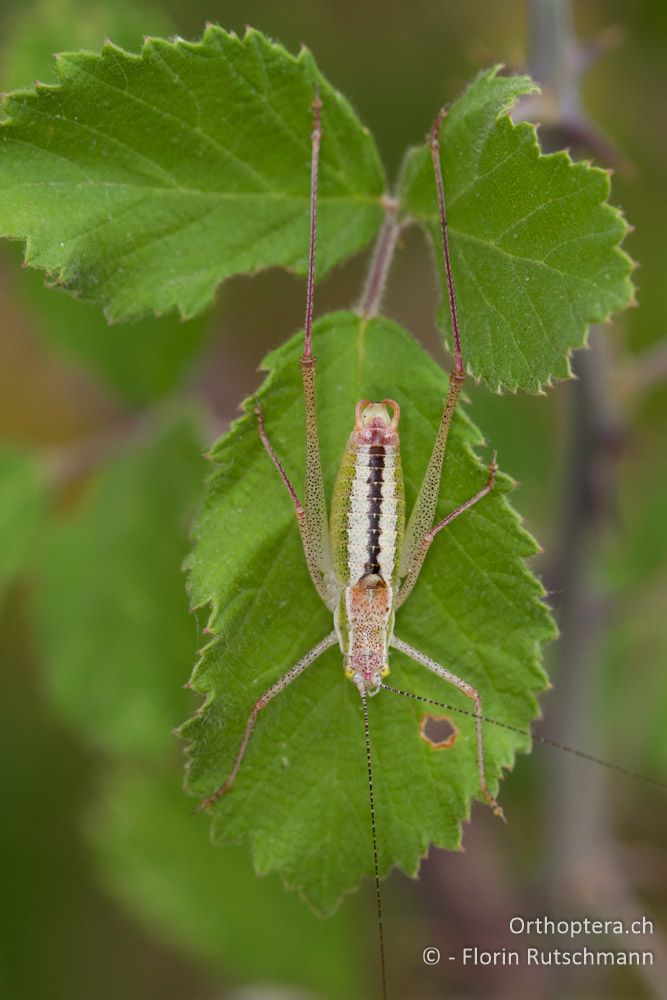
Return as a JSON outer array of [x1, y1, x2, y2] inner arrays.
[[623, 339, 667, 397], [545, 334, 667, 998], [530, 0, 667, 995], [358, 197, 401, 320], [517, 0, 631, 171]]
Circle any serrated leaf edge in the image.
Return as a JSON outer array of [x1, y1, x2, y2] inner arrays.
[[397, 65, 635, 394]]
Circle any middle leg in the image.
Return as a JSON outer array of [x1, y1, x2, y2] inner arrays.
[[255, 403, 332, 606], [395, 453, 497, 609]]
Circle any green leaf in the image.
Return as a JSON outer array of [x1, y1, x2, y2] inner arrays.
[[183, 312, 555, 915], [89, 767, 365, 999], [0, 445, 47, 595], [0, 3, 213, 404], [399, 67, 634, 392], [0, 26, 385, 320], [36, 409, 205, 758]]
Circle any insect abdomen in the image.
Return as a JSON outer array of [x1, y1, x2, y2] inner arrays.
[[331, 433, 405, 588]]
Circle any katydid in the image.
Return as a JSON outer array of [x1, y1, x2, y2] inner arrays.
[[198, 94, 665, 1000], [198, 96, 502, 820]]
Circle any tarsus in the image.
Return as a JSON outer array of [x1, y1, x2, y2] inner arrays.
[[361, 690, 388, 1000], [380, 683, 667, 792]]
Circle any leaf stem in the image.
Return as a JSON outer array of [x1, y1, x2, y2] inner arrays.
[[357, 197, 401, 320]]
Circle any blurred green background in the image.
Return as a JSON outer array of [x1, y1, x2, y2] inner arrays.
[[1, 1, 666, 998]]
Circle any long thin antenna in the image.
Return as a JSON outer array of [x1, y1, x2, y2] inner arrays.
[[303, 87, 322, 361], [429, 108, 463, 377], [380, 683, 667, 792], [361, 690, 388, 1000]]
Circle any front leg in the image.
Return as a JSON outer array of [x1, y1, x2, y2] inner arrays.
[[390, 635, 505, 820]]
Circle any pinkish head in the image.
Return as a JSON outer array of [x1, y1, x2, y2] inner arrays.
[[350, 662, 385, 696]]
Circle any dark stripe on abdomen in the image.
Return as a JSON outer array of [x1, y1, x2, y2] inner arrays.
[[364, 445, 385, 577]]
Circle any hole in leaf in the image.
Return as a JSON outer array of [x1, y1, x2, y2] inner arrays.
[[420, 714, 458, 750]]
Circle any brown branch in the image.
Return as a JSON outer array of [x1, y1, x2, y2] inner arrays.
[[516, 1, 632, 172], [620, 339, 667, 398], [527, 1, 666, 995]]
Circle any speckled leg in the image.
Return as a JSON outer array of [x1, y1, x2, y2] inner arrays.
[[198, 631, 338, 811], [299, 91, 332, 580], [396, 454, 497, 610], [390, 635, 505, 820]]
